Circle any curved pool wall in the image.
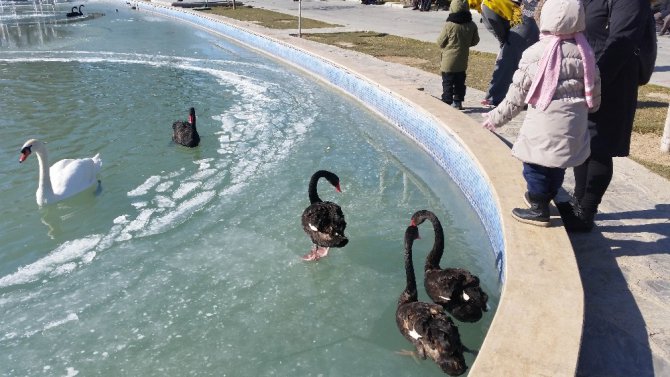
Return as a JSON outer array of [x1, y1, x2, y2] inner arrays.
[[139, 2, 584, 376]]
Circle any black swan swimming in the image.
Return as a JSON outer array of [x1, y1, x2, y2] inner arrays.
[[172, 107, 200, 148], [300, 170, 348, 261], [66, 6, 79, 17], [78, 5, 84, 15], [396, 224, 467, 376], [411, 210, 489, 323]]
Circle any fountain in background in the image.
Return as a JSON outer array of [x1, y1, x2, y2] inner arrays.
[[0, 0, 103, 48]]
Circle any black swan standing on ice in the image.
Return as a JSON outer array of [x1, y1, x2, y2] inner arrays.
[[411, 210, 489, 323], [301, 170, 348, 261], [172, 107, 200, 148], [396, 224, 467, 376]]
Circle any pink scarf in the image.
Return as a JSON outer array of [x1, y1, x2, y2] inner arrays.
[[525, 32, 596, 111]]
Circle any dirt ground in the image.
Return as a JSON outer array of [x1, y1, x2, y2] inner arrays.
[[630, 132, 670, 167]]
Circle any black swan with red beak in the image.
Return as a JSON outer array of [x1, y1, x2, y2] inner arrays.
[[172, 107, 200, 148], [395, 224, 467, 376], [411, 210, 489, 323], [301, 170, 348, 261], [66, 5, 84, 17]]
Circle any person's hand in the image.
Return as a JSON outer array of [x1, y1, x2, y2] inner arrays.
[[481, 113, 496, 131]]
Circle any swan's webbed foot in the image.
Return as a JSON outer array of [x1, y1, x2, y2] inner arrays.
[[95, 180, 103, 196], [301, 245, 330, 261], [395, 349, 421, 364]]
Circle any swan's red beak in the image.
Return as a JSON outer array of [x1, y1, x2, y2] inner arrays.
[[335, 183, 342, 193], [409, 219, 420, 239], [189, 114, 194, 125]]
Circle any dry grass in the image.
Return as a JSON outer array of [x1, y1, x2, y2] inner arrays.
[[202, 6, 340, 29], [205, 8, 670, 180]]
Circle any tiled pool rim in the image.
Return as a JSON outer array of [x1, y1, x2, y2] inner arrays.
[[140, 2, 585, 376]]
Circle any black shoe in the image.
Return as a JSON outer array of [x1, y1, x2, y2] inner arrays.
[[451, 101, 463, 110], [556, 200, 594, 233], [512, 207, 550, 227], [512, 193, 549, 227]]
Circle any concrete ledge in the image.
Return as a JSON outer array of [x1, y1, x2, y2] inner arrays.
[[383, 2, 407, 8], [141, 2, 584, 375]]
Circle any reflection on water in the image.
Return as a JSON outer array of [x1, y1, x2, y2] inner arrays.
[[40, 206, 63, 239], [0, 0, 104, 48], [39, 182, 102, 239]]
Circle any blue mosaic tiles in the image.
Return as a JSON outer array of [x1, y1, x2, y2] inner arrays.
[[145, 3, 506, 283]]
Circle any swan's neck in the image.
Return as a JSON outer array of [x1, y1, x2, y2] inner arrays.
[[425, 217, 445, 270], [189, 114, 196, 130], [34, 149, 55, 205], [308, 176, 322, 204], [399, 235, 418, 306]]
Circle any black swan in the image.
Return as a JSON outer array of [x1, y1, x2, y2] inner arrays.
[[300, 170, 348, 261], [172, 107, 200, 148], [411, 210, 489, 323], [78, 5, 84, 15], [66, 6, 79, 17], [396, 224, 467, 376]]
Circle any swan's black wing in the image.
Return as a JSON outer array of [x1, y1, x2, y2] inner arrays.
[[425, 268, 488, 323], [172, 120, 200, 148], [301, 201, 348, 248], [396, 301, 467, 376]]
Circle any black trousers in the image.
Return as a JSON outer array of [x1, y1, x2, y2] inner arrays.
[[441, 71, 466, 104], [572, 153, 614, 215]]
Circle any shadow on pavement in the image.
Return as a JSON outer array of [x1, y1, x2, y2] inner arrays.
[[567, 230, 656, 377]]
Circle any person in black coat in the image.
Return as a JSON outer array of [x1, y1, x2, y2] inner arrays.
[[558, 0, 653, 232]]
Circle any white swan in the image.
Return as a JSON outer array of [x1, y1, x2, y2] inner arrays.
[[19, 139, 102, 206]]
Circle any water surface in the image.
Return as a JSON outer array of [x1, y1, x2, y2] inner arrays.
[[0, 2, 499, 375]]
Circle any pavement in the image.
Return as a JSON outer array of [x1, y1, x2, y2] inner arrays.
[[164, 0, 670, 375]]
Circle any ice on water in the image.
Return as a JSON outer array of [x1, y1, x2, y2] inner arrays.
[[0, 3, 497, 376]]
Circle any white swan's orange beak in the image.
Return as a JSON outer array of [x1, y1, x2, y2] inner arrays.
[[19, 148, 31, 163]]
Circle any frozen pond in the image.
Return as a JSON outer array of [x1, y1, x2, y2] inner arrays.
[[0, 1, 499, 375]]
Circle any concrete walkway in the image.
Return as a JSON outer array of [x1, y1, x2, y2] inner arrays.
[[168, 0, 670, 374]]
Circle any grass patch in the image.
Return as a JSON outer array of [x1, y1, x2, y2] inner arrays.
[[631, 157, 670, 180], [635, 84, 670, 135], [203, 6, 340, 29]]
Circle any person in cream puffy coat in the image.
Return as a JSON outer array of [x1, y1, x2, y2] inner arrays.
[[482, 0, 602, 227]]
